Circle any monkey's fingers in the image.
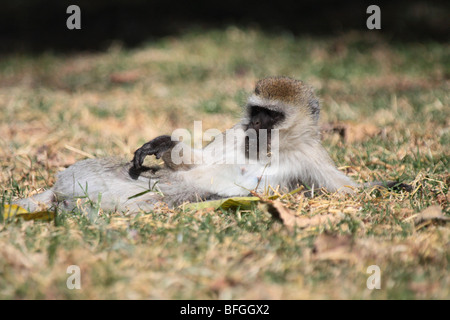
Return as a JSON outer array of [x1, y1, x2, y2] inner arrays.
[[132, 150, 144, 169], [154, 151, 165, 159]]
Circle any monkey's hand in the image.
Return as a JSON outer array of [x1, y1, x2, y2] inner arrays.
[[132, 135, 177, 169]]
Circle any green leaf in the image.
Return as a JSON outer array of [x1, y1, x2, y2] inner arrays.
[[183, 196, 260, 211], [182, 187, 304, 211], [3, 204, 55, 221]]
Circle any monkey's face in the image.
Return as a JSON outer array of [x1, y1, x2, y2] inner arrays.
[[244, 106, 285, 161], [245, 106, 285, 132]]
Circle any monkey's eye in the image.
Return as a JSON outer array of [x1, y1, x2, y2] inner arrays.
[[268, 110, 285, 123], [249, 105, 262, 117]]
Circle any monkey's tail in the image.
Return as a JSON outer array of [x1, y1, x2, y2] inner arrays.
[[13, 190, 56, 212], [363, 181, 412, 192]]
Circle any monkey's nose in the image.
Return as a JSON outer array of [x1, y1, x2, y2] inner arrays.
[[251, 121, 261, 131]]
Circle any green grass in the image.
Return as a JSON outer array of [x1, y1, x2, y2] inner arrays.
[[0, 28, 449, 299]]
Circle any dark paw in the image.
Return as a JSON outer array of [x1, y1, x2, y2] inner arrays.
[[385, 181, 413, 192], [132, 135, 176, 169]]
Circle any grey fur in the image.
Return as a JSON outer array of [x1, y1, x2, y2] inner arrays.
[[14, 158, 221, 212]]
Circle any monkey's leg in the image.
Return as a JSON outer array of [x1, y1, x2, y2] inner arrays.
[[133, 135, 177, 169], [13, 189, 56, 212]]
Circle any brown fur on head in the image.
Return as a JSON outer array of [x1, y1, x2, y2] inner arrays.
[[247, 76, 320, 126], [254, 77, 306, 105]]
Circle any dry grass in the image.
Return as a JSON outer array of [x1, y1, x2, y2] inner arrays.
[[0, 28, 448, 299]]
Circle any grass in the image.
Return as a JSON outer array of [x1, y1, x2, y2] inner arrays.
[[0, 27, 449, 299]]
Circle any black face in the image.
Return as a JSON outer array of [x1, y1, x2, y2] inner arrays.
[[246, 106, 285, 131], [244, 106, 285, 161]]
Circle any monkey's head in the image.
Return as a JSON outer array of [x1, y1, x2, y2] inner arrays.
[[245, 76, 320, 132]]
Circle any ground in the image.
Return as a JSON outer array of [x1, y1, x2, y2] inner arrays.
[[0, 28, 448, 299]]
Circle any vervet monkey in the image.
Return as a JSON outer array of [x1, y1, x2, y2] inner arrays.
[[13, 77, 409, 213]]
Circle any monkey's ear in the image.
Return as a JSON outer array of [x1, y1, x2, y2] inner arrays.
[[309, 97, 320, 122]]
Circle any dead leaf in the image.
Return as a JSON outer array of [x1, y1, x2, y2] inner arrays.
[[312, 233, 354, 261], [366, 158, 394, 169], [209, 276, 239, 293], [264, 200, 344, 231], [436, 192, 449, 207], [412, 205, 449, 225], [110, 70, 141, 84]]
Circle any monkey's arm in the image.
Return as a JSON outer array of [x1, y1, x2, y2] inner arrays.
[[284, 141, 358, 193]]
